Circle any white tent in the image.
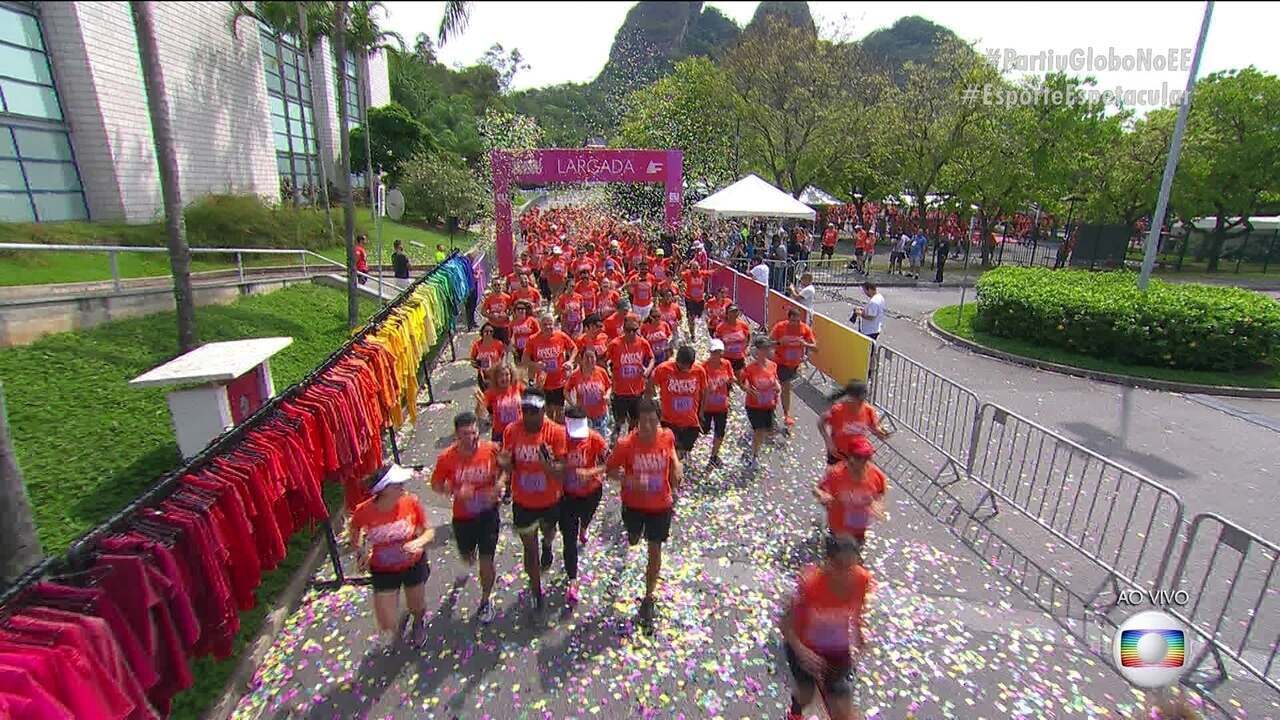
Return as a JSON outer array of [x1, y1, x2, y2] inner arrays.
[[692, 174, 817, 220], [799, 185, 843, 207]]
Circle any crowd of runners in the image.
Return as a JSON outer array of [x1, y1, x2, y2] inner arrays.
[[345, 206, 894, 720]]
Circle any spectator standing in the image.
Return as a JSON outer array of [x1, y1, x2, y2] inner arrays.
[[354, 234, 369, 284], [850, 281, 885, 343], [750, 257, 771, 287], [392, 240, 411, 280], [909, 231, 927, 279], [933, 235, 951, 283]]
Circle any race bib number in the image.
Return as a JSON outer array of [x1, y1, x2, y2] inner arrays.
[[708, 392, 727, 408], [498, 405, 518, 424], [622, 365, 641, 379], [757, 388, 776, 405], [634, 472, 664, 493], [519, 471, 546, 493], [844, 507, 870, 529], [805, 614, 850, 653], [564, 469, 582, 493], [673, 396, 694, 413], [785, 347, 804, 363], [651, 341, 668, 355], [465, 491, 495, 514], [726, 342, 743, 354], [542, 357, 559, 372]]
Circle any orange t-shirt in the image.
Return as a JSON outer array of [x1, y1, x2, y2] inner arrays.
[[482, 292, 513, 328], [824, 401, 880, 457], [556, 292, 586, 329], [681, 269, 711, 301], [510, 317, 540, 355], [512, 286, 542, 307], [575, 331, 610, 361], [741, 359, 780, 410], [607, 428, 677, 511], [641, 319, 673, 359], [545, 255, 570, 286], [484, 382, 525, 438], [705, 297, 730, 331], [431, 441, 502, 520], [771, 320, 816, 368], [657, 301, 682, 328], [564, 431, 608, 497], [349, 494, 427, 572], [470, 338, 506, 372], [502, 421, 568, 509], [716, 319, 752, 360], [652, 360, 706, 428], [699, 358, 735, 414], [822, 227, 838, 248], [565, 366, 611, 419], [627, 274, 655, 306], [523, 330, 576, 390], [602, 311, 631, 340], [791, 565, 874, 659], [818, 461, 887, 538], [575, 280, 600, 313], [606, 335, 654, 397]]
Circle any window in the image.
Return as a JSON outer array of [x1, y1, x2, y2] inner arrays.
[[261, 29, 320, 198], [0, 4, 87, 222]]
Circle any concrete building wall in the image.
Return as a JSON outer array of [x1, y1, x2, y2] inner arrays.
[[366, 49, 390, 108]]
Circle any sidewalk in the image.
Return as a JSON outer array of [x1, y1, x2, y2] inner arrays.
[[228, 326, 1274, 719]]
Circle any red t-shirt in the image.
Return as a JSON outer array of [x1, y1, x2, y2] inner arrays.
[[431, 441, 502, 520], [512, 286, 542, 307], [822, 227, 838, 248], [556, 292, 586, 329], [354, 245, 368, 272], [545, 255, 570, 286], [699, 358, 735, 414], [705, 296, 730, 331], [607, 428, 677, 511], [716, 319, 752, 361], [602, 311, 631, 340], [681, 269, 711, 301], [627, 274, 655, 306], [564, 431, 608, 497], [771, 320, 816, 368], [791, 565, 874, 659], [641, 319, 673, 359], [657, 301, 682, 328], [482, 292, 513, 328], [349, 494, 426, 572], [607, 335, 654, 397], [575, 280, 600, 313], [652, 361, 706, 428], [510, 316, 540, 355], [819, 461, 887, 538], [523, 330, 576, 389], [565, 366, 611, 419], [741, 359, 780, 410], [503, 421, 568, 509], [470, 338, 506, 372], [824, 401, 880, 457], [484, 382, 524, 438], [575, 331, 610, 361]]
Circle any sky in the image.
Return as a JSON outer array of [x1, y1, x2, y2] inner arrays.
[[379, 1, 1276, 110]]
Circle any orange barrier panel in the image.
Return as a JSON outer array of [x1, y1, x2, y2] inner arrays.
[[809, 310, 873, 384]]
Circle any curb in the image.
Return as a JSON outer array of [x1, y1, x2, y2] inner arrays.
[[926, 313, 1280, 399]]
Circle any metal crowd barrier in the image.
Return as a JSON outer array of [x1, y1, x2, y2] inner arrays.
[[1164, 513, 1280, 693]]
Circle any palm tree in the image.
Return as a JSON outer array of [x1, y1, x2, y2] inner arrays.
[[333, 0, 360, 329], [132, 0, 198, 352], [345, 2, 404, 210], [437, 1, 473, 46]]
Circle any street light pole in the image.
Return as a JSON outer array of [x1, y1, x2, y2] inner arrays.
[[1138, 0, 1214, 290]]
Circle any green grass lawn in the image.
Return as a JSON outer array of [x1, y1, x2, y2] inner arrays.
[[0, 283, 379, 718], [0, 208, 476, 287], [933, 303, 1280, 389]]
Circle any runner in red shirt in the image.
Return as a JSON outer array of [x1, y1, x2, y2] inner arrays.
[[574, 313, 610, 359], [715, 305, 753, 373], [606, 315, 655, 440], [601, 258, 625, 287], [770, 306, 818, 427], [560, 406, 609, 605], [573, 271, 600, 317], [565, 346, 612, 433], [655, 288, 683, 335], [739, 337, 782, 467], [596, 279, 622, 323], [522, 311, 578, 421], [606, 399, 683, 630], [477, 364, 524, 444], [511, 274, 543, 308], [509, 301, 540, 359], [680, 261, 713, 337], [545, 247, 570, 296], [347, 463, 432, 647], [705, 286, 731, 337], [480, 280, 513, 344], [650, 251, 670, 285], [780, 534, 873, 720], [555, 288, 586, 337], [641, 309, 674, 366], [626, 264, 656, 319], [821, 224, 838, 260], [430, 412, 504, 624], [815, 436, 887, 542], [818, 381, 891, 464], [651, 345, 706, 460], [499, 389, 568, 615], [469, 323, 507, 390], [602, 298, 632, 340]]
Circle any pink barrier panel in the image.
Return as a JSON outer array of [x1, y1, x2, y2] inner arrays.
[[710, 262, 735, 296], [734, 273, 767, 326], [767, 289, 807, 328]]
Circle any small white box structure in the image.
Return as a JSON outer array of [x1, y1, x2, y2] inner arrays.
[[130, 337, 293, 459]]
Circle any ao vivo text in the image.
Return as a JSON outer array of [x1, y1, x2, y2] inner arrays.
[[1118, 589, 1191, 607]]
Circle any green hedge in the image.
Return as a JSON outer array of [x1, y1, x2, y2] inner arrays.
[[973, 267, 1280, 371]]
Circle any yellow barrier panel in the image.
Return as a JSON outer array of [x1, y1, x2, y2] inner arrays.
[[809, 310, 873, 384]]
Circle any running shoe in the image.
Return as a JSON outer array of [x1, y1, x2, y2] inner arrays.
[[784, 415, 796, 427], [477, 600, 496, 625], [709, 455, 724, 469], [637, 597, 655, 625], [566, 582, 580, 606], [578, 526, 589, 544], [398, 612, 414, 645], [411, 615, 428, 648], [540, 542, 554, 570]]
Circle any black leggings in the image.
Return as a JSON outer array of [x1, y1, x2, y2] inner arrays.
[[558, 488, 602, 579]]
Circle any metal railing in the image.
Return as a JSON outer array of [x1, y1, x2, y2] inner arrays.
[[869, 344, 981, 477], [0, 242, 347, 292]]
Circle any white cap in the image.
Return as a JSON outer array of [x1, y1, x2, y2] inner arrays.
[[566, 416, 590, 439], [552, 246, 563, 255], [369, 464, 413, 495], [709, 339, 725, 352]]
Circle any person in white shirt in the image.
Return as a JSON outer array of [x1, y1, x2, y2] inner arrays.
[[892, 234, 910, 275], [850, 281, 885, 341], [789, 272, 817, 320], [750, 258, 770, 286]]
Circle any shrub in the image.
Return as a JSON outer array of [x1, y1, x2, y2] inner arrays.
[[184, 194, 331, 251], [974, 267, 1280, 371], [400, 150, 485, 227]]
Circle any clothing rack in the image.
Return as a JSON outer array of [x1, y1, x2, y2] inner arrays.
[[0, 252, 470, 607]]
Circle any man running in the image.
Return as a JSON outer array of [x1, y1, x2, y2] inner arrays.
[[626, 260, 657, 320], [770, 306, 817, 427], [651, 344, 706, 462], [606, 315, 655, 440], [815, 436, 887, 543], [705, 286, 731, 338], [607, 399, 683, 629], [603, 298, 632, 340], [715, 304, 752, 373], [739, 337, 782, 467], [555, 285, 587, 337], [699, 339, 734, 468], [574, 313, 610, 361], [821, 223, 838, 260], [512, 273, 543, 308], [523, 311, 577, 422], [680, 260, 713, 337], [780, 534, 873, 720], [499, 389, 568, 615], [481, 279, 513, 344], [431, 412, 503, 624], [560, 406, 608, 606], [818, 381, 890, 464]]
